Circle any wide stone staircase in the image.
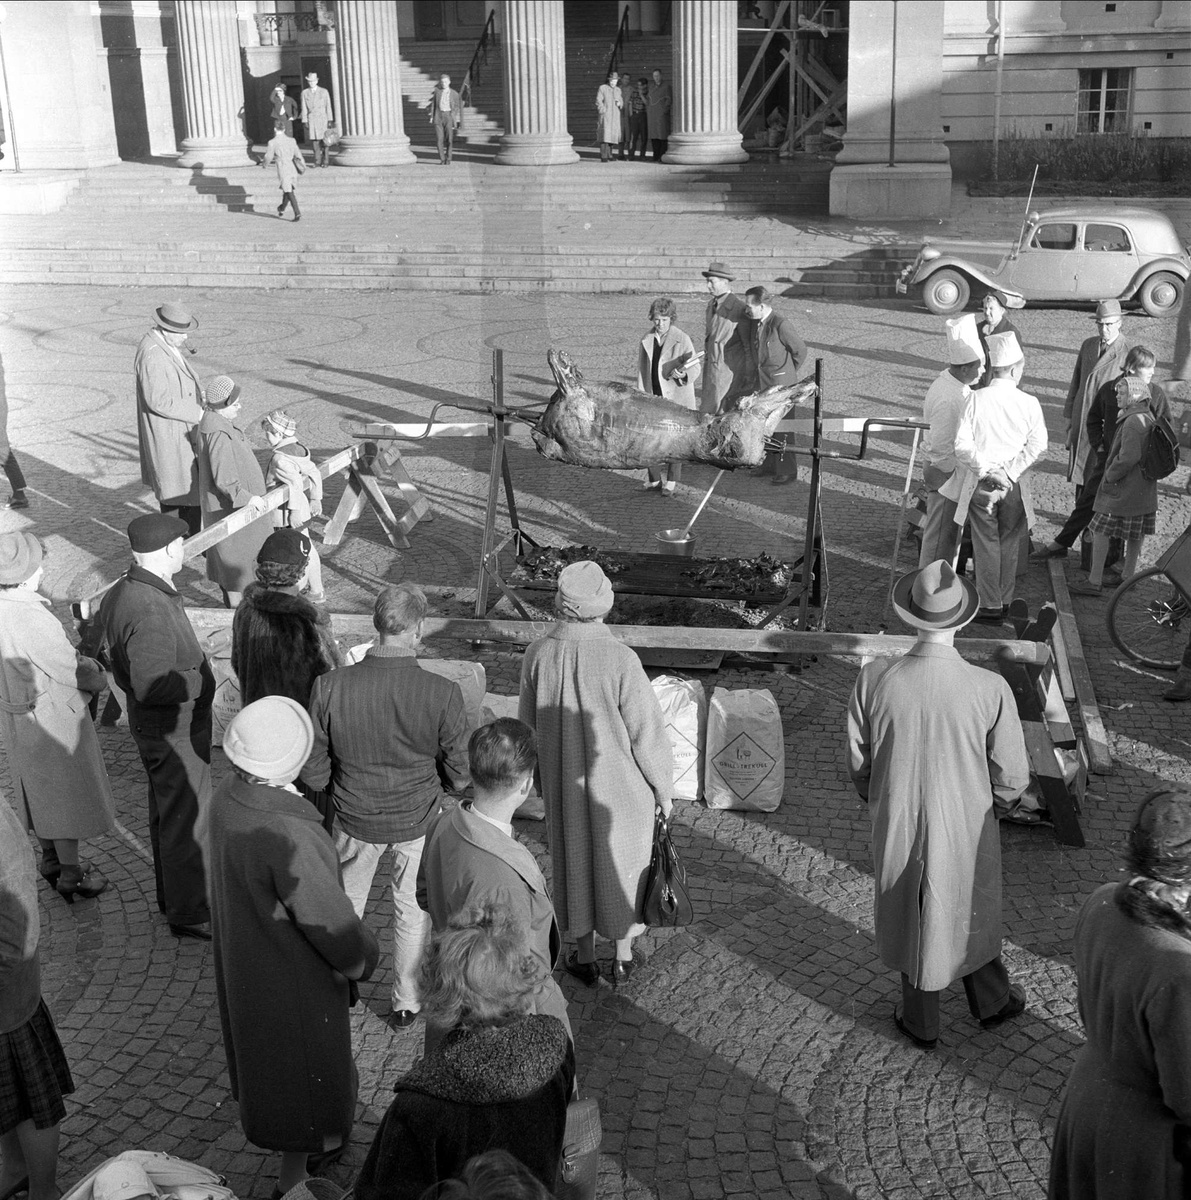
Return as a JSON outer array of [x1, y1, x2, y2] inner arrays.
[[398, 38, 503, 152]]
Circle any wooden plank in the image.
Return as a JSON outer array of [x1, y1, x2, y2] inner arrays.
[[183, 607, 1051, 663], [353, 468, 408, 550], [1048, 559, 1113, 774], [1047, 600, 1078, 704], [321, 469, 367, 547]]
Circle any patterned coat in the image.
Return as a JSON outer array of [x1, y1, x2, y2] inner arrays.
[[134, 329, 203, 507], [1063, 332, 1134, 486], [847, 641, 1029, 991], [636, 325, 701, 410], [701, 290, 749, 413], [0, 589, 116, 840], [519, 621, 672, 940], [195, 408, 272, 593]]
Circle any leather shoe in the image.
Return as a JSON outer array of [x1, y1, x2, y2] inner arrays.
[[611, 958, 635, 989], [0, 1176, 30, 1200], [973, 606, 1007, 624], [893, 1009, 936, 1050], [1068, 580, 1104, 597], [1165, 674, 1191, 702], [564, 951, 600, 987], [390, 1008, 419, 1027], [307, 1144, 346, 1174], [979, 985, 1026, 1028], [169, 922, 212, 941], [1028, 543, 1066, 562], [56, 864, 108, 903]]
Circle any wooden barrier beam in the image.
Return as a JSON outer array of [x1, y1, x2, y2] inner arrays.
[[1048, 559, 1113, 774], [183, 607, 1050, 663]]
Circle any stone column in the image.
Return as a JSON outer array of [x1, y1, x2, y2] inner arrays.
[[174, 1, 251, 169], [333, 0, 415, 166], [495, 0, 578, 166], [664, 1, 747, 164], [829, 0, 951, 218]]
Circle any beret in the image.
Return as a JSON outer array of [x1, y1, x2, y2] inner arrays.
[[127, 513, 189, 553]]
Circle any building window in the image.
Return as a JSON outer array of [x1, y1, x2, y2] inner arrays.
[[1077, 68, 1132, 133]]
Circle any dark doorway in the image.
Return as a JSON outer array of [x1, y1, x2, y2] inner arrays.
[[414, 1, 447, 39], [563, 0, 620, 38]]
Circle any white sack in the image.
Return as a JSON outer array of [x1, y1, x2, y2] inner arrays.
[[704, 686, 785, 812], [651, 674, 707, 801]]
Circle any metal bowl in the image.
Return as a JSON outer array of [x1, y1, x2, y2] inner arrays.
[[655, 529, 696, 557]]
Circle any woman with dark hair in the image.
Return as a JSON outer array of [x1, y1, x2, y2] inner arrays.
[[355, 906, 574, 1200], [1049, 788, 1191, 1199], [194, 374, 272, 608], [635, 296, 700, 493]]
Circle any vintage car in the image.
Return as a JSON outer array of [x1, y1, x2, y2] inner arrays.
[[896, 205, 1190, 317]]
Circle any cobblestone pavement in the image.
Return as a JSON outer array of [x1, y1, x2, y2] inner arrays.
[[0, 284, 1186, 1199]]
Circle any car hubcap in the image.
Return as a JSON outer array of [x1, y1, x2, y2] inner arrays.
[[1152, 282, 1177, 308], [934, 280, 959, 307]]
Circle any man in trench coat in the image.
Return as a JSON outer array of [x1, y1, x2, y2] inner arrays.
[[846, 559, 1031, 1048], [700, 261, 748, 415], [134, 302, 204, 536]]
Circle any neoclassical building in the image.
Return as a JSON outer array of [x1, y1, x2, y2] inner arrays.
[[0, 0, 1187, 218]]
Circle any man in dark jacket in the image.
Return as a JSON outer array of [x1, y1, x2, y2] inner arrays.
[[303, 582, 469, 1026], [97, 513, 214, 938], [418, 718, 571, 1053], [743, 286, 808, 484]]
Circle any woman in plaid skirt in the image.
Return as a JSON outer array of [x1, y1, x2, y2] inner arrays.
[[0, 794, 74, 1200], [1072, 374, 1163, 596]]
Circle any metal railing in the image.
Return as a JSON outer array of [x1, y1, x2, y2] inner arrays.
[[253, 11, 333, 47], [460, 10, 498, 108], [606, 5, 631, 78]]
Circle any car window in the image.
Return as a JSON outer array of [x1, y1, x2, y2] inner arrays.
[[1032, 223, 1077, 251], [1083, 223, 1132, 253]]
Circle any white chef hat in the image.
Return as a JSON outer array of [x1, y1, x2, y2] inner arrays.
[[945, 313, 984, 366], [986, 331, 1024, 368]]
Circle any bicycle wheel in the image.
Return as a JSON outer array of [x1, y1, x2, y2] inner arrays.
[[1107, 567, 1190, 670]]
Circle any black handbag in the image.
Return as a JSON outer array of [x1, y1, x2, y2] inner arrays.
[[641, 812, 694, 927]]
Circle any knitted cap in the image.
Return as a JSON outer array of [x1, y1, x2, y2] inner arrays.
[[1118, 375, 1150, 403], [1128, 790, 1191, 884], [205, 375, 241, 409], [262, 409, 297, 438], [223, 696, 313, 781], [92, 1160, 159, 1200], [556, 560, 613, 619], [0, 532, 42, 585]]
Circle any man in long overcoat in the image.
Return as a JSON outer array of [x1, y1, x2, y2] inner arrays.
[[300, 71, 333, 167], [1031, 298, 1134, 561], [134, 302, 204, 535], [847, 559, 1031, 1049], [700, 261, 749, 415], [645, 68, 672, 159], [418, 717, 571, 1051]]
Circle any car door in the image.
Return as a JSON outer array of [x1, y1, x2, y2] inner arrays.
[[1002, 221, 1080, 299], [1073, 222, 1138, 300]]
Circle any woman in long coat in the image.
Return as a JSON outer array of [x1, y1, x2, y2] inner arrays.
[[1049, 789, 1191, 1199], [519, 560, 672, 988], [194, 375, 272, 607], [595, 71, 623, 163], [635, 296, 701, 493], [0, 533, 114, 900], [209, 696, 379, 1194]]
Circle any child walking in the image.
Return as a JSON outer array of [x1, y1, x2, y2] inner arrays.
[[260, 120, 305, 222], [261, 409, 325, 602], [1072, 374, 1163, 595]]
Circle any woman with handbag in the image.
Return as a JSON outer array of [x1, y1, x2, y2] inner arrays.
[[354, 906, 574, 1199], [519, 560, 673, 988]]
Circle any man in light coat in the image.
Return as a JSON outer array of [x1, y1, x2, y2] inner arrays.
[[1031, 298, 1134, 561], [300, 71, 333, 167], [417, 718, 571, 1052], [700, 261, 749, 415], [134, 303, 204, 535], [847, 559, 1031, 1049], [918, 313, 984, 566], [428, 73, 463, 166], [943, 331, 1047, 622]]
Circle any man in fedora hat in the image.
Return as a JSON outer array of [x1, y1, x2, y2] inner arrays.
[[98, 513, 216, 939], [943, 330, 1046, 622], [700, 262, 748, 415], [847, 559, 1031, 1049], [1031, 298, 1134, 562], [919, 313, 985, 567], [134, 303, 204, 536]]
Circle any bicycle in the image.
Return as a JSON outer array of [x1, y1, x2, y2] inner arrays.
[[1107, 523, 1191, 669]]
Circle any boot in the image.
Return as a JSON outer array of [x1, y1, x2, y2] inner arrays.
[[56, 863, 109, 903], [1164, 667, 1191, 702], [39, 846, 61, 884]]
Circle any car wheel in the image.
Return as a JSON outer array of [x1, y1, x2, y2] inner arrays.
[[921, 270, 971, 315], [1137, 272, 1184, 317]]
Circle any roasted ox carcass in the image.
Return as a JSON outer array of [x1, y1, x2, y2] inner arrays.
[[532, 349, 814, 471]]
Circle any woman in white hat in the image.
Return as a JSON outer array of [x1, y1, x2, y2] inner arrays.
[[0, 532, 114, 900], [194, 375, 272, 608], [207, 696, 379, 1192], [518, 561, 673, 988]]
